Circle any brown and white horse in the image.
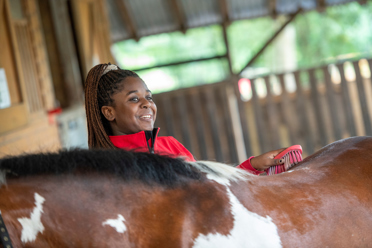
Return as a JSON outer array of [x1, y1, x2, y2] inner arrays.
[[0, 136, 371, 247]]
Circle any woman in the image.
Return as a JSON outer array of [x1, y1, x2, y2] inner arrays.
[[85, 63, 285, 175]]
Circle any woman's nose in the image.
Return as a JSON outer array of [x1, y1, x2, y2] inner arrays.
[[141, 99, 151, 108]]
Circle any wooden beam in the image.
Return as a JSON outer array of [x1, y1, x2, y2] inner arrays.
[[132, 55, 226, 72], [168, 0, 187, 33], [238, 8, 302, 75], [316, 0, 326, 12], [219, 0, 230, 25], [219, 0, 233, 75], [115, 0, 139, 41], [222, 23, 233, 75], [268, 0, 277, 19]]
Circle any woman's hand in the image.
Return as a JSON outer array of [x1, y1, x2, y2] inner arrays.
[[250, 148, 286, 171]]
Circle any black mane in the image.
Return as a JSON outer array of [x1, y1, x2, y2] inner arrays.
[[0, 149, 202, 186]]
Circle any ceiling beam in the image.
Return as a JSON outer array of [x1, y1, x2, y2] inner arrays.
[[168, 0, 187, 33], [131, 55, 227, 72], [219, 0, 233, 75], [238, 8, 302, 75], [219, 0, 230, 25], [268, 0, 277, 19], [316, 0, 326, 12], [115, 0, 139, 41]]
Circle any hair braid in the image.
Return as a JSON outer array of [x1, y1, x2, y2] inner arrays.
[[84, 63, 140, 149]]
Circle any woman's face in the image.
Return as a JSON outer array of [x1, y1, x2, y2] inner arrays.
[[101, 77, 157, 135]]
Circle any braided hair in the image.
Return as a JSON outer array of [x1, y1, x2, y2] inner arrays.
[[84, 63, 140, 149]]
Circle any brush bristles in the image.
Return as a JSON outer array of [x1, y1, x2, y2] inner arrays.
[[267, 150, 303, 175]]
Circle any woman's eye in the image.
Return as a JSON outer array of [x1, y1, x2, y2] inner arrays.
[[146, 96, 153, 101], [129, 97, 139, 102]]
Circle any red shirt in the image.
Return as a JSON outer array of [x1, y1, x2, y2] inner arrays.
[[110, 128, 263, 175], [110, 128, 195, 162]]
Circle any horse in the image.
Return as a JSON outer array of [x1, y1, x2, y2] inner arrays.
[[0, 136, 371, 248]]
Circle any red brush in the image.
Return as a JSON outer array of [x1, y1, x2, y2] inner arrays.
[[265, 145, 303, 175]]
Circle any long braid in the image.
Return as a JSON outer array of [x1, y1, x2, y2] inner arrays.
[[84, 63, 139, 149]]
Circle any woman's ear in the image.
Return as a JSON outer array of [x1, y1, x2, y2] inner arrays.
[[101, 106, 116, 121]]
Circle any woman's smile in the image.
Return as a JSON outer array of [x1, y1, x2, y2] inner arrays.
[[139, 114, 153, 121]]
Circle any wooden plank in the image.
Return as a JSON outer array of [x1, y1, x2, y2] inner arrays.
[[352, 61, 372, 135], [218, 84, 238, 163], [204, 88, 223, 162], [308, 69, 328, 146], [115, 0, 139, 41], [38, 0, 68, 107], [190, 90, 208, 160], [232, 77, 252, 156], [153, 96, 166, 135], [250, 78, 269, 153], [264, 76, 280, 149], [294, 71, 314, 154], [336, 64, 357, 137], [0, 0, 22, 104], [49, 0, 84, 107], [160, 95, 175, 137], [0, 104, 28, 134], [14, 22, 43, 113], [0, 112, 60, 157], [22, 0, 55, 110], [175, 92, 193, 153], [323, 66, 342, 140], [278, 74, 296, 146], [168, 0, 187, 33]]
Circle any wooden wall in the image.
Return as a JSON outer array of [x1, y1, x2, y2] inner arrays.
[[0, 0, 116, 157], [0, 0, 61, 158]]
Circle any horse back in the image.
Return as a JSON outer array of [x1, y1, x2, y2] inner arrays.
[[231, 136, 372, 248]]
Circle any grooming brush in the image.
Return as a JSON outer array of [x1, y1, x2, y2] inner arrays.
[[265, 145, 303, 175]]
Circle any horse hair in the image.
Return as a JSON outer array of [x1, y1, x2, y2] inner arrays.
[[0, 149, 202, 187]]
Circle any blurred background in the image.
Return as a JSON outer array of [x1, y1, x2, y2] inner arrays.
[[0, 0, 371, 164]]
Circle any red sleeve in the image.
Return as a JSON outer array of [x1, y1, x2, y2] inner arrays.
[[236, 156, 265, 175], [166, 137, 196, 162]]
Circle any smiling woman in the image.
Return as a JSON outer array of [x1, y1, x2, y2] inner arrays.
[[84, 63, 287, 173]]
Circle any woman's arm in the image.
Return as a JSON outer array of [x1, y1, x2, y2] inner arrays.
[[237, 148, 286, 175]]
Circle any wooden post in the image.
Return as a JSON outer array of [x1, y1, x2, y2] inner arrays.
[[308, 69, 328, 146], [353, 61, 372, 135], [336, 63, 357, 137]]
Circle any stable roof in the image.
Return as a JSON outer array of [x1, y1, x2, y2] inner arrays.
[[107, 0, 357, 42]]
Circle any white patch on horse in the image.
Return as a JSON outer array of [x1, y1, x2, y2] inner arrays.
[[18, 193, 45, 243], [102, 214, 127, 233], [190, 161, 251, 186], [193, 172, 282, 248]]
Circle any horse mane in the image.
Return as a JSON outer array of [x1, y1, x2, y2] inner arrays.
[[0, 149, 202, 187], [0, 149, 250, 187]]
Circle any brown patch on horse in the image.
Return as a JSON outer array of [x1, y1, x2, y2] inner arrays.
[[123, 181, 234, 247]]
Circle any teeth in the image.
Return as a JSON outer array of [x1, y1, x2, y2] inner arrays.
[[141, 115, 151, 118]]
